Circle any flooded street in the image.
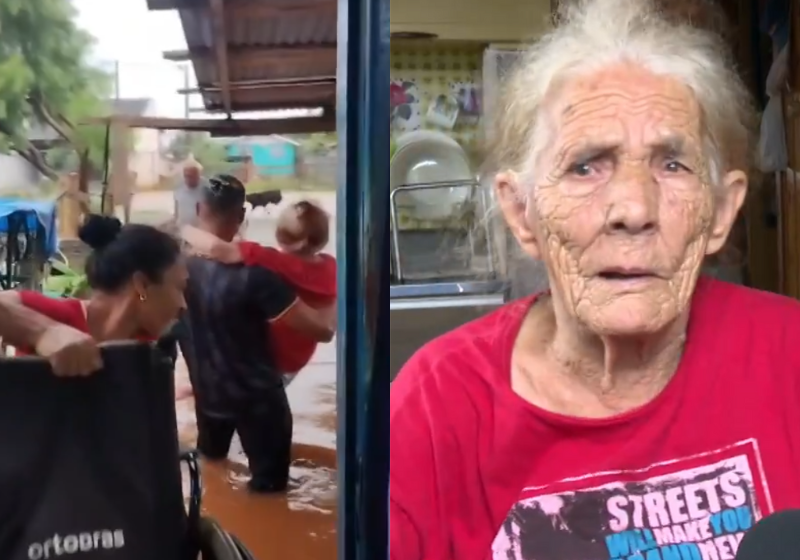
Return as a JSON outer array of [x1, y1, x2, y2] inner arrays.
[[133, 191, 339, 559], [175, 346, 337, 559]]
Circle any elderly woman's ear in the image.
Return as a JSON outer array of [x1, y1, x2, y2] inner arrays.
[[705, 169, 748, 256], [495, 171, 541, 259]]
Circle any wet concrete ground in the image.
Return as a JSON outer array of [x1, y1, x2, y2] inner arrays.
[[132, 191, 338, 559]]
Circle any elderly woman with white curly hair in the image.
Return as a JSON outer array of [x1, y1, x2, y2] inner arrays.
[[390, 0, 800, 559]]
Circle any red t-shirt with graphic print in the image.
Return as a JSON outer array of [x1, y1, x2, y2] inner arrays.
[[390, 277, 800, 560]]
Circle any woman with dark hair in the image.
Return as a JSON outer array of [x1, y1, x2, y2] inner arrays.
[[0, 214, 187, 375]]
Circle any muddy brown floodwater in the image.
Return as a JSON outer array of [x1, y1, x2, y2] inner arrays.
[[175, 341, 338, 560]]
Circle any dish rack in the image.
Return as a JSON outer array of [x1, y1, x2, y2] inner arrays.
[[389, 179, 497, 283]]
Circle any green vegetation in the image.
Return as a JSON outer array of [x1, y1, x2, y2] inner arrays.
[[0, 0, 111, 180], [43, 260, 88, 298]]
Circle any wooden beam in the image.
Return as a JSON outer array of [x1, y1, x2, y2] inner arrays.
[[179, 80, 335, 94], [207, 0, 232, 116], [208, 115, 335, 135], [81, 114, 336, 135], [193, 102, 329, 113], [188, 83, 336, 109], [146, 0, 204, 10], [148, 0, 333, 15], [163, 45, 336, 65], [201, 102, 334, 114]]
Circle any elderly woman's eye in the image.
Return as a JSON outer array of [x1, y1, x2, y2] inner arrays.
[[568, 162, 594, 177], [664, 160, 690, 173]]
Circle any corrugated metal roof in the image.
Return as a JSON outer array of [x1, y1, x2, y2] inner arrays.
[[175, 2, 337, 113], [179, 7, 336, 49], [224, 10, 336, 46]]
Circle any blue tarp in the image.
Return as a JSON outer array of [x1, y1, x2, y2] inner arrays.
[[0, 198, 59, 258]]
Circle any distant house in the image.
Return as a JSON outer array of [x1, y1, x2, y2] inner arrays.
[[0, 124, 61, 193], [225, 135, 299, 177], [0, 156, 41, 193]]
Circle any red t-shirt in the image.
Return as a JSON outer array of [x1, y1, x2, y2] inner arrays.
[[238, 242, 336, 373], [390, 277, 800, 560], [13, 292, 91, 355], [13, 291, 152, 355]]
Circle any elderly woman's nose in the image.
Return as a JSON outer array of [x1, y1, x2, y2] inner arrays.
[[605, 166, 659, 234]]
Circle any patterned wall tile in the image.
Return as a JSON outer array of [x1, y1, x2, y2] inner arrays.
[[390, 45, 484, 158]]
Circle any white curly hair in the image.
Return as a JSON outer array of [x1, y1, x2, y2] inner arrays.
[[488, 0, 756, 194]]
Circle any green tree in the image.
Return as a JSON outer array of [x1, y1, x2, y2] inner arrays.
[[0, 0, 111, 180]]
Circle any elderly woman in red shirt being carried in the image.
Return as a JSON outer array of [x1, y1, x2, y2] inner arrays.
[[390, 1, 800, 559]]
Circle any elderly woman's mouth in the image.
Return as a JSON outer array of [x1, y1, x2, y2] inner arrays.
[[596, 269, 659, 282]]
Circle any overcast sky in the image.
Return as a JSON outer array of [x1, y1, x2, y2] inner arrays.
[[72, 0, 316, 121], [73, 0, 196, 118]]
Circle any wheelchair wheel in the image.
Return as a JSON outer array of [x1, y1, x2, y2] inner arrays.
[[197, 516, 257, 560], [230, 532, 258, 560]]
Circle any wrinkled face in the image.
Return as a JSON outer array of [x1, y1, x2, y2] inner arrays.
[[497, 63, 747, 335], [132, 259, 188, 337]]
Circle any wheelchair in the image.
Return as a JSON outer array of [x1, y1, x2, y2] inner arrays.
[[0, 339, 258, 560]]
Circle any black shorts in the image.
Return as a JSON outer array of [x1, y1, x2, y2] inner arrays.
[[194, 388, 293, 492]]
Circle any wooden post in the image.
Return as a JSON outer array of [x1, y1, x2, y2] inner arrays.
[[245, 156, 256, 183], [107, 120, 131, 218], [57, 173, 81, 239]]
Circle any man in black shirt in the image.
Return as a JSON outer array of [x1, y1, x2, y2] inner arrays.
[[178, 175, 333, 492]]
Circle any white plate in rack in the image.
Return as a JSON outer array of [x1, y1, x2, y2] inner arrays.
[[390, 131, 473, 221]]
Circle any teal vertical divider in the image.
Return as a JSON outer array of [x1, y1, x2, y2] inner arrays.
[[335, 0, 389, 555]]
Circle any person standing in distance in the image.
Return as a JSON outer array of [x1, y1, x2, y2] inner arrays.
[[173, 159, 207, 228]]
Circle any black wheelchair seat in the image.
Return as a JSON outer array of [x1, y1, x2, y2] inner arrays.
[[0, 341, 255, 560]]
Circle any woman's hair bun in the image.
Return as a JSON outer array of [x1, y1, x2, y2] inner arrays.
[[78, 214, 123, 251]]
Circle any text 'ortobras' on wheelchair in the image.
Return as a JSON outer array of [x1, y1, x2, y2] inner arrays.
[[0, 340, 256, 560]]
